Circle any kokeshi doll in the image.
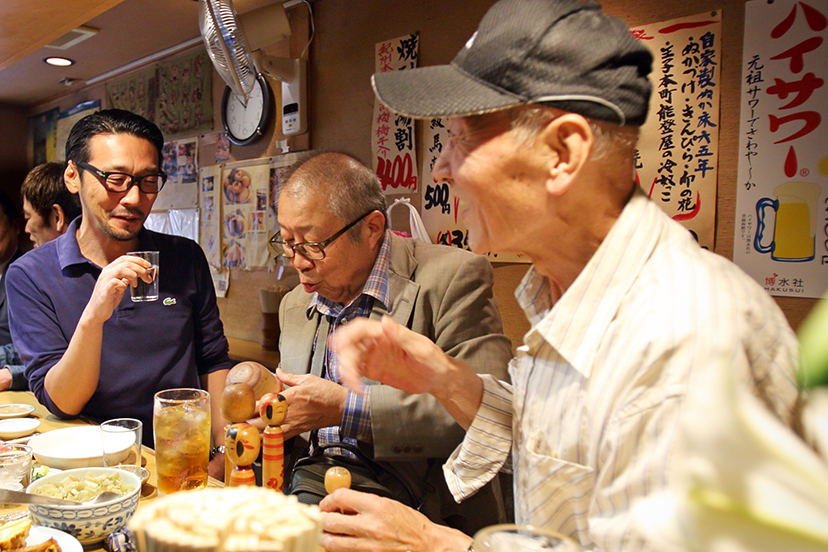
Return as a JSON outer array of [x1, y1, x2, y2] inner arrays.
[[225, 422, 261, 487], [260, 393, 288, 491], [227, 361, 283, 400], [220, 382, 258, 483]]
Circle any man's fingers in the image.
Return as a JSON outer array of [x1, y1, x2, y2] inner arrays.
[[319, 488, 377, 516], [275, 367, 301, 387]]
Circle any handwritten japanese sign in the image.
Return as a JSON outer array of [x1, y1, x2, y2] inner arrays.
[[372, 34, 420, 195], [632, 12, 722, 251], [733, 0, 828, 298], [420, 119, 526, 263]]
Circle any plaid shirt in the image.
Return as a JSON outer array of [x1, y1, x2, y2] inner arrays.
[[308, 232, 391, 454]]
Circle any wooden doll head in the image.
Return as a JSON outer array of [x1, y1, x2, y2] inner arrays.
[[225, 422, 261, 465], [260, 393, 288, 425]]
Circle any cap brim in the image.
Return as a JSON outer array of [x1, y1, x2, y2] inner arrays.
[[372, 64, 524, 119]]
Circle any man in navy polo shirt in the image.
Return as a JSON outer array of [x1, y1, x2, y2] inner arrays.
[[7, 109, 231, 478]]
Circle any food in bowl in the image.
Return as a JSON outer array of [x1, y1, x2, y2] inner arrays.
[[26, 468, 140, 546], [32, 472, 133, 503], [129, 487, 322, 551]]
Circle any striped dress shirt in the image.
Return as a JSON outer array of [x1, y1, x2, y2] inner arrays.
[[444, 188, 800, 551]]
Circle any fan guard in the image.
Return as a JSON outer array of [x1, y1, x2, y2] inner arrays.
[[199, 0, 257, 101]]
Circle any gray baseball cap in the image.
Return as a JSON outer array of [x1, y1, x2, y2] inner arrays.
[[372, 0, 653, 126]]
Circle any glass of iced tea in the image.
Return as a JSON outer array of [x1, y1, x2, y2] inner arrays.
[[153, 388, 211, 494]]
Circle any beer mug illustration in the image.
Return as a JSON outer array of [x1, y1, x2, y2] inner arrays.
[[754, 182, 822, 262]]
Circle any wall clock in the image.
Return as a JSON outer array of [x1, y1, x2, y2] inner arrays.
[[221, 73, 273, 146]]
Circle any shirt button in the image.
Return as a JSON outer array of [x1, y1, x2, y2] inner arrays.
[[413, 445, 423, 453], [403, 445, 411, 453], [393, 445, 402, 454]]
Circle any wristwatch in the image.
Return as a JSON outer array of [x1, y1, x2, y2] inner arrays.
[[210, 445, 225, 461]]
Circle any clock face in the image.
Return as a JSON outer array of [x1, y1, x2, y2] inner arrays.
[[222, 75, 272, 146]]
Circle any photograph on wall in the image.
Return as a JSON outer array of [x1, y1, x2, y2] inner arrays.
[[199, 164, 222, 268], [155, 137, 198, 210], [733, 0, 828, 298], [221, 160, 272, 269], [631, 11, 723, 251], [372, 33, 420, 195], [420, 118, 526, 263], [27, 107, 59, 167], [215, 132, 231, 163]]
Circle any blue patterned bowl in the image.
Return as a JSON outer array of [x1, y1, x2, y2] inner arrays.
[[26, 467, 141, 545]]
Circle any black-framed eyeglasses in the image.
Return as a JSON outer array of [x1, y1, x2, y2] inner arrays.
[[269, 211, 375, 261], [76, 161, 167, 194]]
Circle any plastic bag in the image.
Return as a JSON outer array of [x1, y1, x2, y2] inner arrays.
[[386, 198, 431, 244]]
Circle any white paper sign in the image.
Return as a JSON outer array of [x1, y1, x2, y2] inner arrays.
[[372, 33, 420, 195], [733, 0, 828, 298]]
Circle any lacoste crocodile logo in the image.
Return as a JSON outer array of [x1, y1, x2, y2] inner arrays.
[[163, 297, 177, 306]]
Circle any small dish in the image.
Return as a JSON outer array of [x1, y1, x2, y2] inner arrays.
[[0, 404, 35, 419], [0, 418, 40, 439], [116, 465, 150, 484], [28, 525, 83, 552]]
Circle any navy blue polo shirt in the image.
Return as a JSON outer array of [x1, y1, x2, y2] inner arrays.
[[7, 218, 231, 447]]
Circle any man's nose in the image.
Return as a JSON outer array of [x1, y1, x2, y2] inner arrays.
[[290, 252, 314, 271], [121, 182, 144, 204]]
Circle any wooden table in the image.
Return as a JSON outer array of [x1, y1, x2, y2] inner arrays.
[[227, 337, 281, 370], [0, 391, 221, 551]]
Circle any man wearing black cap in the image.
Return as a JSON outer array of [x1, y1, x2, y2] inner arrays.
[[321, 0, 800, 550]]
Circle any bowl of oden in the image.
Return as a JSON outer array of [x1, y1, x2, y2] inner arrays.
[[26, 467, 141, 545]]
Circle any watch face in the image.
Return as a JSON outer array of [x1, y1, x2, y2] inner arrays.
[[224, 80, 264, 142]]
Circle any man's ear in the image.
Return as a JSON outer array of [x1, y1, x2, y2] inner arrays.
[[50, 204, 68, 233], [364, 210, 386, 247], [537, 114, 593, 196], [64, 161, 80, 194]]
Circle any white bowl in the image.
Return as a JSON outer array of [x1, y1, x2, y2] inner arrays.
[[28, 426, 132, 470], [26, 467, 141, 545], [0, 404, 35, 419], [0, 417, 40, 439]]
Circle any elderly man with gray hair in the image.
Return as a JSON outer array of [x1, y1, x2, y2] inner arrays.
[[323, 1, 800, 551], [272, 152, 512, 535]]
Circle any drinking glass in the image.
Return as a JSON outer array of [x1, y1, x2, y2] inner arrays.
[[0, 444, 33, 490], [127, 250, 159, 302], [101, 418, 143, 468], [153, 388, 211, 494], [473, 524, 582, 552]]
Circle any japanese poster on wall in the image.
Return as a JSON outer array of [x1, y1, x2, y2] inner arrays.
[[221, 161, 271, 269], [55, 100, 100, 162], [733, 0, 828, 298], [107, 49, 213, 140], [631, 11, 722, 251], [199, 164, 222, 268], [371, 33, 420, 195], [420, 118, 526, 263], [156, 137, 198, 210], [27, 107, 59, 166]]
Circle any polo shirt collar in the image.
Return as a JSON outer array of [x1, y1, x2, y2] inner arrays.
[[517, 187, 661, 379], [57, 216, 157, 270]]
